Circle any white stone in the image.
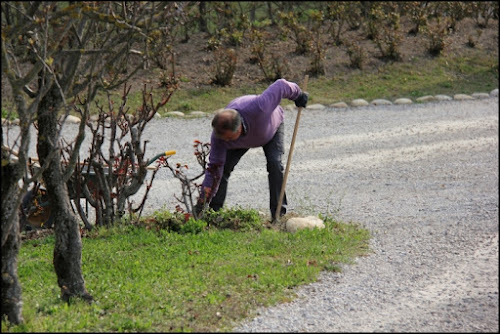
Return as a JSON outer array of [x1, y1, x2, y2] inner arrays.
[[416, 95, 436, 102], [370, 99, 392, 105], [61, 115, 81, 123], [189, 111, 207, 117], [329, 102, 348, 108], [472, 92, 490, 99], [394, 98, 413, 105], [434, 94, 452, 101], [306, 103, 326, 110], [285, 216, 325, 233], [350, 99, 369, 107], [490, 88, 498, 97], [454, 94, 474, 100], [166, 111, 185, 117]]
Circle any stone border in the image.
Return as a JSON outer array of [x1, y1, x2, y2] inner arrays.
[[2, 89, 498, 126]]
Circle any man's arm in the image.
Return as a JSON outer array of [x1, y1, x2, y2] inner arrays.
[[199, 133, 226, 201], [256, 78, 303, 113]]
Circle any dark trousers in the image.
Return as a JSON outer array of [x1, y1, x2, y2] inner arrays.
[[209, 122, 287, 219]]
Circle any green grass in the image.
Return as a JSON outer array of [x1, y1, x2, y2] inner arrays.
[[307, 52, 498, 105], [2, 209, 370, 332]]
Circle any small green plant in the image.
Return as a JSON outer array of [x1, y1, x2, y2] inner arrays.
[[1, 107, 17, 121], [176, 102, 194, 112], [203, 206, 263, 231], [206, 36, 222, 51], [324, 262, 342, 273], [219, 28, 244, 47], [180, 216, 207, 234]]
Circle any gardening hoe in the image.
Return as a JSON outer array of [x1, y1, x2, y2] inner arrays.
[[274, 75, 309, 223]]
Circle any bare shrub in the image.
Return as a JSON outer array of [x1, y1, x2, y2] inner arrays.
[[210, 48, 237, 86], [308, 9, 327, 76], [366, 3, 403, 61], [278, 11, 311, 55], [72, 82, 177, 226], [425, 17, 450, 56], [247, 28, 287, 81], [345, 41, 367, 69]]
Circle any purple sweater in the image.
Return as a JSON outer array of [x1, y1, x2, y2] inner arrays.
[[201, 78, 302, 196]]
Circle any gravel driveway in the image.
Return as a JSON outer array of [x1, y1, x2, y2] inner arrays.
[[6, 97, 498, 332]]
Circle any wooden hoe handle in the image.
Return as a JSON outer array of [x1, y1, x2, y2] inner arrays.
[[275, 75, 309, 221]]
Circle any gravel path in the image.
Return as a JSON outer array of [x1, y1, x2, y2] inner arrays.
[[6, 97, 498, 332]]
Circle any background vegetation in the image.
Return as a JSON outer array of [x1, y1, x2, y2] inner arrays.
[[2, 1, 498, 118], [101, 1, 499, 114]]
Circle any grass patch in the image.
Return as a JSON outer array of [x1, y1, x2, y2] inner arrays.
[[2, 208, 369, 332]]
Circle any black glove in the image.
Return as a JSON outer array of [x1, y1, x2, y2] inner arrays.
[[294, 92, 309, 108]]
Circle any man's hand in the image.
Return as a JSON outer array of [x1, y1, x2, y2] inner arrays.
[[294, 92, 309, 108], [194, 187, 212, 217]]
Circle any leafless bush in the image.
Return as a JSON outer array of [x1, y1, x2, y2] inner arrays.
[[345, 41, 367, 70], [367, 3, 403, 61], [160, 140, 212, 220], [72, 82, 177, 226], [466, 29, 483, 48], [470, 1, 498, 28], [249, 28, 289, 81], [424, 17, 450, 56], [308, 9, 327, 76], [210, 48, 237, 86], [278, 11, 311, 55]]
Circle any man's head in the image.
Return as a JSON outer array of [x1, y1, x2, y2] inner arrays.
[[212, 108, 243, 141]]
